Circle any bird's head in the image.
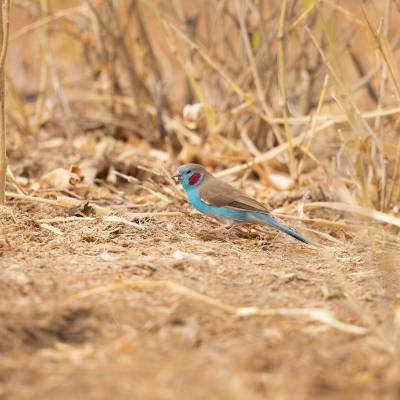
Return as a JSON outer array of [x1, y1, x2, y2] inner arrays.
[[172, 164, 207, 189]]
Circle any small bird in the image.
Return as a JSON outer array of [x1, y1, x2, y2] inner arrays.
[[172, 163, 311, 245]]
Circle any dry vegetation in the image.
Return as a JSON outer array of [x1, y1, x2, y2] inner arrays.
[[2, 0, 400, 399]]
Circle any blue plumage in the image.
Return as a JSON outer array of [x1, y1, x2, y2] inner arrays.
[[173, 163, 312, 245]]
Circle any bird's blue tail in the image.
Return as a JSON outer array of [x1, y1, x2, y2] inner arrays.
[[252, 212, 311, 245]]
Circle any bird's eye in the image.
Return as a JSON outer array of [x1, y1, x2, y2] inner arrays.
[[187, 170, 192, 174]]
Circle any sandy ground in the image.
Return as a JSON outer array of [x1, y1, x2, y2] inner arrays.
[[0, 197, 399, 400]]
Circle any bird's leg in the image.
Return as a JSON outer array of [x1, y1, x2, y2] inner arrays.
[[212, 222, 238, 233], [206, 215, 243, 236], [241, 224, 253, 233], [226, 221, 243, 232], [209, 215, 259, 238]]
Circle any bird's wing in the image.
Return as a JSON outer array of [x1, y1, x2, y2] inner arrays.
[[199, 174, 269, 213]]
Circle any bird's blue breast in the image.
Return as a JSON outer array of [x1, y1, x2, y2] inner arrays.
[[186, 186, 250, 223]]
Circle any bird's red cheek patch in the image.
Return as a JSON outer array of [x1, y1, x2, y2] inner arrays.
[[188, 172, 201, 185]]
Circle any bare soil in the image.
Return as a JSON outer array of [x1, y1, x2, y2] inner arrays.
[[1, 197, 399, 400]]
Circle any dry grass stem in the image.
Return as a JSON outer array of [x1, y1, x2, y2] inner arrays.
[[66, 279, 368, 335], [0, 0, 10, 204]]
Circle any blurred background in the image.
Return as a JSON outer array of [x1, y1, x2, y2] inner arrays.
[[7, 0, 400, 214]]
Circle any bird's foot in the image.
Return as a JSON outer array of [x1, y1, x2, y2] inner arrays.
[[217, 222, 241, 233], [213, 223, 260, 239], [203, 223, 240, 240]]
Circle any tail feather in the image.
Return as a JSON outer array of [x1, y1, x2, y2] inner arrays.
[[252, 213, 312, 245]]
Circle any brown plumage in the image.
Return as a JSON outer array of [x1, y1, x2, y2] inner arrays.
[[198, 172, 270, 213]]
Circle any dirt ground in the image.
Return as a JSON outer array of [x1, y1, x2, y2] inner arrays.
[[1, 189, 400, 400]]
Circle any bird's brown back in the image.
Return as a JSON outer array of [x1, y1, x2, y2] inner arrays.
[[198, 173, 269, 213]]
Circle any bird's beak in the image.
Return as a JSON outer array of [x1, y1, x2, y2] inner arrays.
[[172, 173, 183, 183]]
